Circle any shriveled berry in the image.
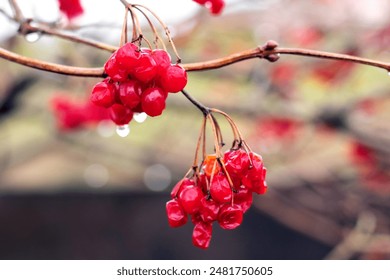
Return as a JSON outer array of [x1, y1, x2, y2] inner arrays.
[[178, 184, 203, 215], [141, 87, 167, 117], [202, 154, 221, 177], [166, 199, 187, 228], [171, 178, 195, 199], [132, 52, 157, 83], [224, 149, 250, 176], [109, 103, 133, 125], [192, 221, 213, 249], [218, 204, 243, 230], [118, 80, 142, 109], [210, 173, 232, 204], [199, 197, 219, 222], [160, 64, 187, 93], [90, 80, 116, 108], [234, 187, 253, 213]]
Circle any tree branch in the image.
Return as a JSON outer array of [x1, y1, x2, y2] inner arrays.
[[0, 47, 104, 77], [1, 44, 390, 77]]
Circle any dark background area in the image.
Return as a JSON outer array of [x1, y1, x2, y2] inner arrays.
[[0, 191, 331, 259]]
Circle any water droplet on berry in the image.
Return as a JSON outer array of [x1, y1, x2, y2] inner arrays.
[[25, 32, 41, 43], [84, 164, 109, 188], [97, 120, 115, 138], [133, 112, 147, 123], [144, 164, 172, 192], [116, 125, 130, 137]]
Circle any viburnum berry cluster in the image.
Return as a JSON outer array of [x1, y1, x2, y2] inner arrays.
[[193, 0, 225, 15], [166, 111, 267, 249], [90, 42, 187, 126]]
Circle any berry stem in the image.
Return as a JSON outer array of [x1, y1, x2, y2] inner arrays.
[[131, 3, 182, 63], [193, 116, 207, 168], [119, 6, 128, 47]]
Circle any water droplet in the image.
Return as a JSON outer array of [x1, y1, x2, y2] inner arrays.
[[387, 71, 390, 76], [134, 112, 147, 123], [25, 32, 41, 43], [97, 120, 115, 138], [116, 125, 130, 137]]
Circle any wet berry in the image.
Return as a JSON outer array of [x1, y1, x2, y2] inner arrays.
[[109, 103, 133, 125], [141, 87, 167, 117]]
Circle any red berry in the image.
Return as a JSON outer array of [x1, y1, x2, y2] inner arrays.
[[178, 184, 203, 215], [90, 80, 116, 108], [152, 49, 171, 74], [118, 80, 142, 109], [192, 221, 212, 249], [160, 64, 187, 93], [224, 149, 250, 176], [132, 51, 157, 83], [234, 187, 253, 213], [218, 204, 243, 230], [210, 0, 225, 15], [104, 52, 128, 82], [242, 153, 267, 194], [199, 197, 219, 222], [171, 178, 194, 199], [141, 87, 167, 117], [210, 173, 232, 204], [116, 42, 140, 70], [191, 212, 203, 224], [166, 199, 187, 228], [109, 103, 133, 125]]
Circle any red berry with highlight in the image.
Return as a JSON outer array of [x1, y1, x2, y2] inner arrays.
[[109, 103, 133, 125], [118, 80, 142, 109], [160, 64, 187, 93], [210, 173, 232, 204], [132, 52, 157, 83], [90, 80, 116, 108], [178, 184, 203, 215], [141, 87, 167, 117]]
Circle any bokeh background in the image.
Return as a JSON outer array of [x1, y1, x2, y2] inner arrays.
[[0, 0, 389, 259]]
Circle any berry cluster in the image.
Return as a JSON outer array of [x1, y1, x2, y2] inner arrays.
[[193, 0, 225, 15], [90, 42, 187, 126], [166, 148, 267, 249]]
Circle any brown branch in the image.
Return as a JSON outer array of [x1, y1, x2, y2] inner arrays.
[[0, 47, 104, 77], [184, 46, 390, 72], [1, 44, 390, 78], [8, 0, 24, 21]]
